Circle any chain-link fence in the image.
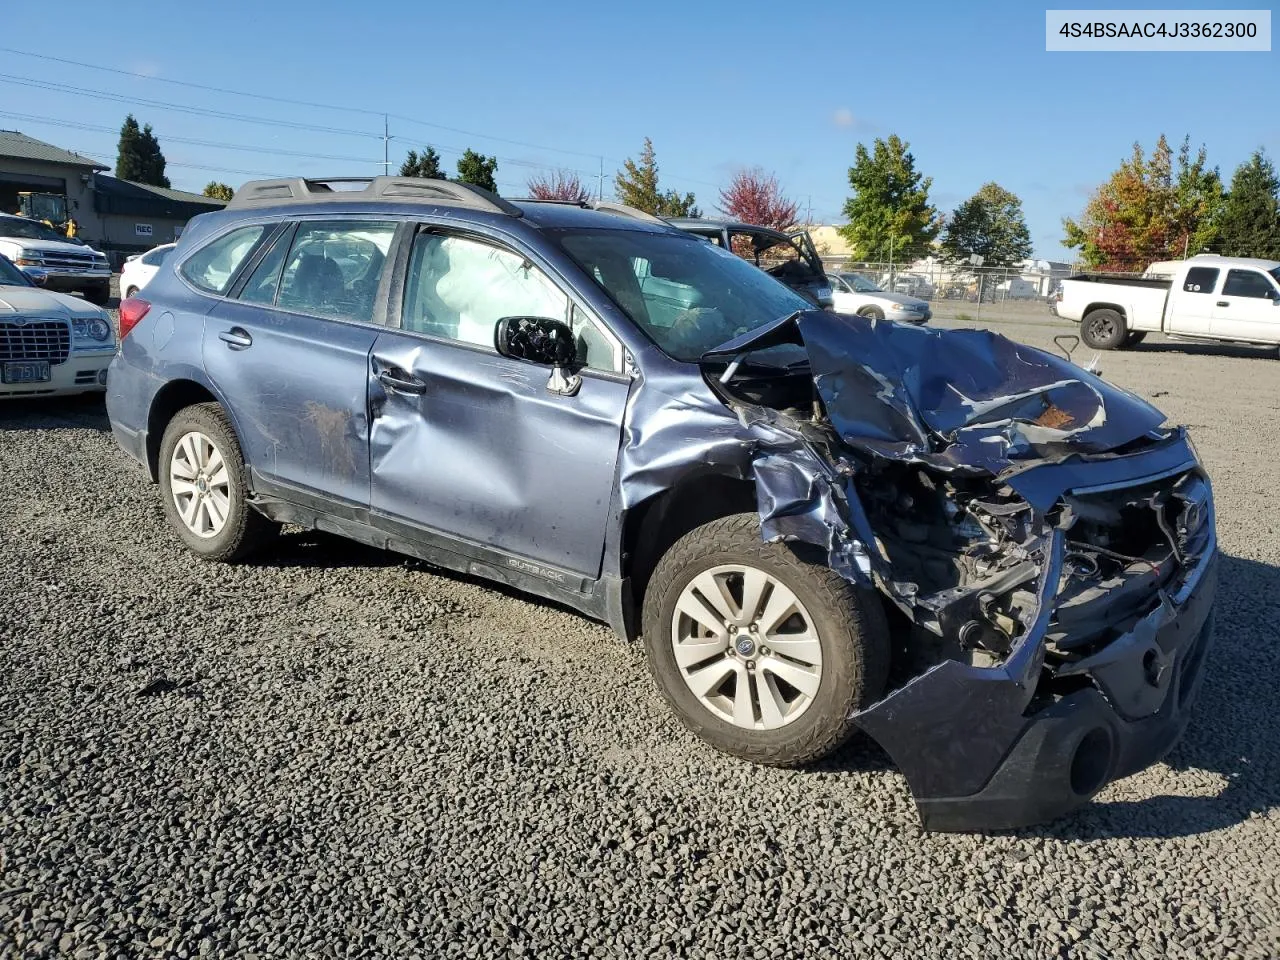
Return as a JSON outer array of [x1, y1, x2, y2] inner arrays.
[[819, 257, 1081, 304]]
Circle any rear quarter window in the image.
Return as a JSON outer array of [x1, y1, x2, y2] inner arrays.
[[179, 225, 269, 295], [1182, 267, 1219, 293]]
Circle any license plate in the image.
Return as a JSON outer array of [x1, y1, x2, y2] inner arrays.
[[2, 361, 51, 384]]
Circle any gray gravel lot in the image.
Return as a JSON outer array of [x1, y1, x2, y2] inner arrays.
[[2, 311, 1279, 959]]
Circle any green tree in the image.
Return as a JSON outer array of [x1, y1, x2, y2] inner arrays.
[[940, 182, 1033, 266], [1216, 150, 1280, 259], [838, 134, 938, 260], [202, 182, 234, 201], [115, 114, 170, 188], [400, 147, 446, 179], [1064, 135, 1225, 269], [455, 149, 498, 193], [614, 137, 700, 217]]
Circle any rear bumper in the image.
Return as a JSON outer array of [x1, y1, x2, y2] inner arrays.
[[856, 546, 1218, 833]]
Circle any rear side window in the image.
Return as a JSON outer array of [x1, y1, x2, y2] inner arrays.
[[237, 229, 293, 306], [180, 225, 268, 294], [1182, 267, 1219, 293], [275, 221, 396, 323], [1223, 269, 1278, 299], [140, 246, 171, 267]]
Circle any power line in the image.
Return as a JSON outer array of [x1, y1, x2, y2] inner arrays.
[[0, 47, 607, 162]]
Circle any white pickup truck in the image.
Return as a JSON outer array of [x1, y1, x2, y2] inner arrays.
[[1054, 255, 1280, 350]]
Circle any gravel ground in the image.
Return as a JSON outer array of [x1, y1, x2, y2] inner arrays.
[[2, 313, 1279, 959]]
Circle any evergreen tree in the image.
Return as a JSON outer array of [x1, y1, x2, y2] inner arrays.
[[838, 134, 938, 260], [116, 115, 170, 188], [455, 149, 498, 193], [400, 147, 446, 179], [1216, 150, 1280, 259]]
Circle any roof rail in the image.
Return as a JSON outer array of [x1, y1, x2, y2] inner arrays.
[[226, 176, 523, 217], [591, 201, 668, 225]]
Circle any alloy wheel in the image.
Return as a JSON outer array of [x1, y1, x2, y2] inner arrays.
[[670, 564, 823, 730], [169, 430, 231, 539]]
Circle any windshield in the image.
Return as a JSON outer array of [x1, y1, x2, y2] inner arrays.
[[0, 254, 32, 286], [840, 273, 882, 293], [0, 218, 67, 242], [552, 228, 811, 361]]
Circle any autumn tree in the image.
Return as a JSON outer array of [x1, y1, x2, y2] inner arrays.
[[718, 168, 799, 231], [1216, 150, 1280, 259], [1063, 135, 1225, 270], [940, 182, 1032, 266], [614, 137, 700, 217], [400, 147, 446, 179], [839, 134, 938, 260], [455, 149, 498, 193], [202, 182, 234, 201], [527, 169, 594, 203], [116, 115, 170, 188]]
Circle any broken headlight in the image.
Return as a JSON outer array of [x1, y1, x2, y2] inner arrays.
[[1171, 474, 1211, 550]]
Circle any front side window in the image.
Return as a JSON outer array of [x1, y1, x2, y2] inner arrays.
[[1223, 269, 1278, 300], [554, 228, 811, 361], [180, 225, 269, 295], [1183, 267, 1219, 293]]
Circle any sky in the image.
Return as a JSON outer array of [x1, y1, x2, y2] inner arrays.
[[4, 0, 1277, 260]]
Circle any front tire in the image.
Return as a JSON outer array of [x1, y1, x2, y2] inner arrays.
[[158, 402, 274, 562], [856, 305, 884, 321], [1081, 308, 1128, 350], [641, 514, 890, 767]]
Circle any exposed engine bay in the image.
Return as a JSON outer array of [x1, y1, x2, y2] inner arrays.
[[687, 310, 1217, 829]]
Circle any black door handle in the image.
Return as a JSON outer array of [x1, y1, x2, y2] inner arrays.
[[378, 370, 427, 395], [218, 327, 253, 349], [1216, 301, 1229, 307]]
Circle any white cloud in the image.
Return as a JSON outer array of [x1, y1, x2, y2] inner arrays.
[[832, 108, 855, 128]]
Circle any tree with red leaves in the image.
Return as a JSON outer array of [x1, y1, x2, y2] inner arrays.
[[718, 168, 800, 231], [526, 169, 594, 203]]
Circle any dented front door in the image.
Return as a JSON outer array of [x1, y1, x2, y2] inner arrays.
[[366, 334, 629, 578]]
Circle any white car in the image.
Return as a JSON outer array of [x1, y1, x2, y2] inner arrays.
[[828, 272, 932, 323], [0, 253, 117, 398], [120, 243, 176, 299]]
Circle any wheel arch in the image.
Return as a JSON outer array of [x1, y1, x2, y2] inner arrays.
[[621, 471, 759, 635], [145, 379, 227, 481], [1083, 301, 1126, 322]]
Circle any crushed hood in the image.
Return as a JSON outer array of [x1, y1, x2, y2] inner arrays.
[[704, 311, 1167, 480]]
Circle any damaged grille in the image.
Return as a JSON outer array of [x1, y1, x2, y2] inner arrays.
[[1044, 471, 1211, 660]]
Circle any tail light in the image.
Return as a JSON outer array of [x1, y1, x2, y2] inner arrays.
[[118, 297, 151, 338]]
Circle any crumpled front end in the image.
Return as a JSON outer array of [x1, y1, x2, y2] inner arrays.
[[700, 311, 1219, 831]]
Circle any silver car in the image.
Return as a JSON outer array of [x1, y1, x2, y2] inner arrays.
[[829, 272, 932, 323]]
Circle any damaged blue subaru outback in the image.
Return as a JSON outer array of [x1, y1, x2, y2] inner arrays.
[[106, 177, 1217, 832]]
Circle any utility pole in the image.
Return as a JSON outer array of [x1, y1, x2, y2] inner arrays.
[[382, 114, 390, 175], [598, 157, 604, 202], [805, 195, 813, 226]]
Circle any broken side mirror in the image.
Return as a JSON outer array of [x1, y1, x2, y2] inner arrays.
[[495, 316, 582, 397]]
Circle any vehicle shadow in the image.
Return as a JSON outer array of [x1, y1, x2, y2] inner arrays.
[[1015, 552, 1280, 841], [1129, 339, 1277, 360], [0, 395, 110, 433], [249, 529, 591, 620]]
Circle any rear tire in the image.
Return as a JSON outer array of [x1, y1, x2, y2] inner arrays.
[[641, 514, 890, 767], [1124, 331, 1147, 347], [124, 286, 139, 299], [1081, 308, 1128, 350], [158, 402, 274, 562]]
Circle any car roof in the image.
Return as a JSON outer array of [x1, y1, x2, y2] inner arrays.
[[1186, 254, 1280, 270]]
